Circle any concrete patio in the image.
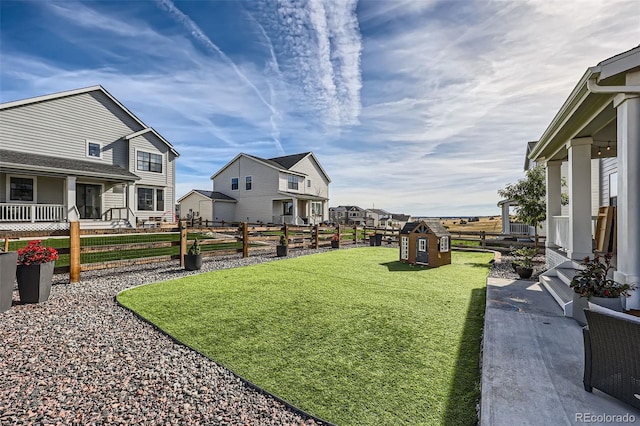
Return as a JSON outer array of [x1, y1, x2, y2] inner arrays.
[[481, 277, 640, 425]]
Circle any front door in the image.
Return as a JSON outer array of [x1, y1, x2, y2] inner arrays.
[[416, 237, 428, 264], [77, 184, 101, 219]]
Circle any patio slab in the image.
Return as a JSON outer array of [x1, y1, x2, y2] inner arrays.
[[481, 277, 640, 426]]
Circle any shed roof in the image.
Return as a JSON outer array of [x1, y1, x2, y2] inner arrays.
[[400, 220, 450, 237]]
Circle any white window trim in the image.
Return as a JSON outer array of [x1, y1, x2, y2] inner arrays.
[[85, 140, 103, 160], [440, 236, 449, 252], [7, 174, 37, 203], [136, 186, 165, 212], [245, 176, 252, 191], [231, 177, 239, 191], [401, 236, 409, 260], [135, 148, 165, 174]]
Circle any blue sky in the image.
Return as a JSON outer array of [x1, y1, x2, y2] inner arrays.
[[1, 0, 638, 216]]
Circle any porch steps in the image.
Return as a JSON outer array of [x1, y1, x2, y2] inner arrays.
[[539, 260, 583, 318], [540, 275, 575, 317]]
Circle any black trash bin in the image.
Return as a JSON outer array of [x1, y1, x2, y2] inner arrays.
[[374, 234, 383, 246]]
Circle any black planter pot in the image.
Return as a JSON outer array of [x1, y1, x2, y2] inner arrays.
[[0, 252, 18, 312], [16, 261, 55, 304], [515, 266, 533, 279], [184, 254, 203, 271], [331, 240, 339, 249], [276, 245, 288, 257]]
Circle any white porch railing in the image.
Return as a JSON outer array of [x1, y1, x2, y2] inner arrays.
[[552, 215, 570, 249], [0, 203, 66, 223], [509, 223, 532, 235]]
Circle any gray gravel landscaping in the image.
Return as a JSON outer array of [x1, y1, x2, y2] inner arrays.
[[1, 248, 332, 425]]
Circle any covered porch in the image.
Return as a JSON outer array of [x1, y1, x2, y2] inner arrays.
[[0, 150, 139, 229], [272, 192, 328, 225], [531, 47, 640, 309]]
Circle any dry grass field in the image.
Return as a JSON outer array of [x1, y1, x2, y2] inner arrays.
[[439, 216, 503, 233]]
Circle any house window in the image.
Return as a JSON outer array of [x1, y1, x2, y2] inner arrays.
[[245, 176, 252, 191], [307, 180, 311, 188], [609, 173, 618, 206], [287, 175, 298, 190], [86, 141, 102, 158], [9, 176, 35, 202], [138, 188, 154, 211], [312, 202, 322, 215], [137, 151, 162, 173], [439, 236, 449, 252], [231, 178, 239, 190], [283, 201, 293, 215], [156, 189, 164, 212]]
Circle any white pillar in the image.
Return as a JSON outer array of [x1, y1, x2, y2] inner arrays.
[[545, 161, 562, 248], [66, 176, 79, 221], [127, 183, 136, 225], [613, 92, 640, 309], [566, 138, 593, 260], [501, 202, 510, 234], [291, 198, 298, 225]]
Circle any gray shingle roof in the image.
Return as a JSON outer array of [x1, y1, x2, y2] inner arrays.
[[0, 149, 140, 181], [400, 220, 450, 237], [193, 190, 236, 201]]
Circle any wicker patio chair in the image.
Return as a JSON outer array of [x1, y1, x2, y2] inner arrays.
[[583, 306, 640, 409]]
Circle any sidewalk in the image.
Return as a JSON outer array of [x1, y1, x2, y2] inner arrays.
[[481, 277, 640, 425]]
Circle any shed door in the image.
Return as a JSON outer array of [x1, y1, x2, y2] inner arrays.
[[416, 237, 428, 264]]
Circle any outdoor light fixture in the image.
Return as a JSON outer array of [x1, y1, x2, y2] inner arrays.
[[597, 147, 602, 156], [606, 142, 611, 151]]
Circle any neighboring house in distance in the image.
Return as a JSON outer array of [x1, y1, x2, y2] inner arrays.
[[201, 152, 330, 225], [329, 205, 382, 225], [0, 86, 179, 230], [328, 206, 348, 224], [176, 190, 236, 223], [380, 213, 412, 229], [366, 208, 390, 227], [531, 46, 640, 311]]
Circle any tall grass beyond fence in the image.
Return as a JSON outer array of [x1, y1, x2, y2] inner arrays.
[[2, 223, 401, 283]]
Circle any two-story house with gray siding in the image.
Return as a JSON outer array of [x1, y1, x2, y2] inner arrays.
[[188, 152, 330, 225], [0, 86, 179, 230]]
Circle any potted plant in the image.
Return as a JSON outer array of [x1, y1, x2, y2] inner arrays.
[[570, 253, 633, 325], [512, 247, 536, 279], [277, 235, 288, 257], [0, 249, 18, 312], [16, 240, 59, 304], [184, 238, 203, 271], [331, 234, 340, 249]]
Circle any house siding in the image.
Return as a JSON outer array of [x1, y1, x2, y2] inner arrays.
[[38, 178, 64, 205], [178, 193, 212, 221], [0, 91, 141, 166], [599, 157, 617, 206]]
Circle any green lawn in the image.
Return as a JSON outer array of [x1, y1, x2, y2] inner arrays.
[[117, 248, 492, 425]]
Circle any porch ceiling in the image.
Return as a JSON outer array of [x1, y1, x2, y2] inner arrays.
[[276, 191, 328, 201], [0, 149, 140, 182]]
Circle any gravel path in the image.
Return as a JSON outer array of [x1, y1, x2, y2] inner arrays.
[[1, 248, 334, 425]]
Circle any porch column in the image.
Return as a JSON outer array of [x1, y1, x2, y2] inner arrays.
[[501, 202, 510, 234], [291, 197, 298, 225], [66, 176, 79, 221], [545, 160, 562, 248], [566, 138, 593, 260], [613, 91, 640, 310], [127, 183, 136, 225]]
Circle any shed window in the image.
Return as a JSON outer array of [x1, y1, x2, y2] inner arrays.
[[418, 239, 427, 252], [401, 237, 409, 260], [439, 236, 449, 252]]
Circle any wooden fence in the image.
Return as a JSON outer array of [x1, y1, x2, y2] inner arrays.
[[2, 223, 401, 283]]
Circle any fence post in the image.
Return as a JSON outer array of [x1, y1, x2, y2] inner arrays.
[[69, 221, 81, 283], [243, 222, 249, 258], [314, 224, 319, 249], [481, 231, 486, 249], [353, 224, 358, 245], [3, 238, 8, 252], [180, 221, 187, 267], [337, 224, 342, 247]]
